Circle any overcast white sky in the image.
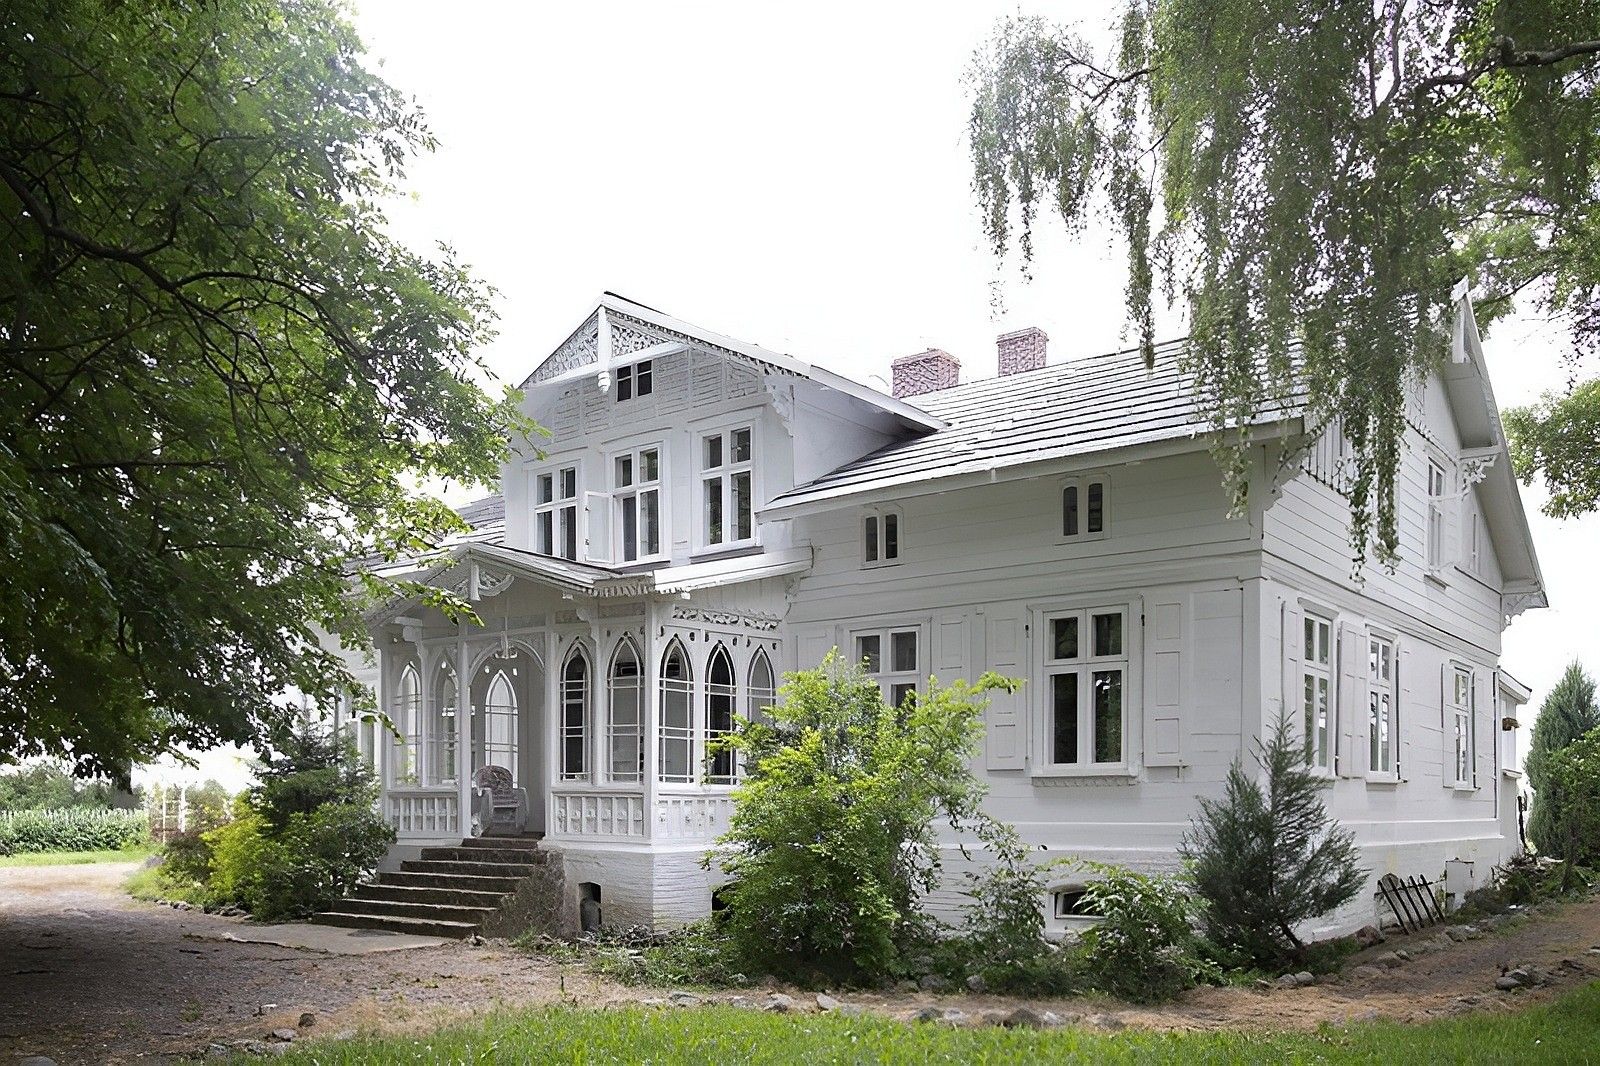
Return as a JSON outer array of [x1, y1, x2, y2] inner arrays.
[[151, 0, 1596, 790]]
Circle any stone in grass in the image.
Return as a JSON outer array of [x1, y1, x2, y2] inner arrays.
[[1000, 1006, 1063, 1029], [1445, 926, 1470, 942], [913, 1006, 968, 1025], [764, 993, 798, 1013], [965, 973, 987, 994], [815, 993, 843, 1012], [268, 1028, 297, 1043], [918, 973, 951, 993], [1374, 951, 1405, 969], [1086, 1013, 1126, 1031], [1495, 975, 1522, 992], [669, 991, 702, 1006], [1274, 973, 1300, 989]]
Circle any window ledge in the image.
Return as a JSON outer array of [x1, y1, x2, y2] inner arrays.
[[1502, 768, 1524, 779], [1447, 784, 1478, 793], [1364, 775, 1402, 788], [1424, 570, 1450, 589], [1032, 769, 1137, 786], [688, 544, 762, 564]]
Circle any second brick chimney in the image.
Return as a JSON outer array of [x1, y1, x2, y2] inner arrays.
[[891, 348, 961, 398], [997, 326, 1048, 376]]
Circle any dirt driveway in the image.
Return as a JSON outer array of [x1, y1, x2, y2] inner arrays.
[[2, 862, 1599, 1063]]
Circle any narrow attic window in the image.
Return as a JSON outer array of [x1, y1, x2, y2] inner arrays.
[[862, 507, 902, 567], [1062, 476, 1109, 540], [614, 359, 654, 402]]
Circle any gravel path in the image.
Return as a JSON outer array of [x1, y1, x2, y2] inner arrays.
[[2, 862, 1598, 1063]]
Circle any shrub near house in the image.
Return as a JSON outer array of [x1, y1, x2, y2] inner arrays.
[[152, 729, 393, 921]]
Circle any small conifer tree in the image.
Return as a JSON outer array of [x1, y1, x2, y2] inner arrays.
[[1181, 714, 1366, 966], [1526, 662, 1600, 855]]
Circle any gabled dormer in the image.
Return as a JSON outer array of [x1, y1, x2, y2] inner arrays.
[[504, 294, 943, 570]]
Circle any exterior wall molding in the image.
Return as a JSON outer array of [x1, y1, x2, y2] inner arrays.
[[670, 604, 781, 632]]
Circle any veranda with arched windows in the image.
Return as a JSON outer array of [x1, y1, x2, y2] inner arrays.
[[371, 548, 786, 847]]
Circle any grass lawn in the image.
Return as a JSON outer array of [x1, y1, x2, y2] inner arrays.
[[269, 980, 1600, 1064], [0, 844, 156, 868]]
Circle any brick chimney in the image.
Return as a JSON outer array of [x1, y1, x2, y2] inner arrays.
[[997, 326, 1048, 376], [891, 348, 960, 398]]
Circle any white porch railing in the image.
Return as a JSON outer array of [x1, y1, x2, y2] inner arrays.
[[388, 787, 460, 841], [654, 791, 734, 840], [550, 791, 647, 839]]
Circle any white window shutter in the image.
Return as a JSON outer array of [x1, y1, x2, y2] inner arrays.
[[1281, 600, 1305, 739], [583, 491, 611, 564], [1397, 641, 1411, 780], [1144, 597, 1185, 766], [1336, 621, 1364, 778], [984, 614, 1026, 771]]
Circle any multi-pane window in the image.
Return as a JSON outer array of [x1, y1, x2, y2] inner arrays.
[[429, 663, 458, 784], [1448, 664, 1475, 787], [614, 359, 654, 402], [1044, 608, 1127, 767], [395, 663, 421, 784], [607, 640, 644, 782], [1368, 637, 1396, 777], [862, 508, 902, 566], [614, 445, 662, 562], [702, 427, 754, 548], [705, 645, 737, 783], [747, 650, 776, 725], [1062, 477, 1109, 539], [535, 466, 579, 560], [1427, 460, 1448, 572], [560, 648, 589, 781], [1302, 615, 1333, 771], [477, 666, 519, 775], [855, 627, 919, 707], [658, 642, 694, 783]]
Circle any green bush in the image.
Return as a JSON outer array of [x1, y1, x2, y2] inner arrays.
[[1526, 663, 1599, 855], [1076, 861, 1213, 1003], [145, 728, 393, 919], [0, 807, 149, 855], [712, 653, 1020, 983], [1540, 726, 1600, 875]]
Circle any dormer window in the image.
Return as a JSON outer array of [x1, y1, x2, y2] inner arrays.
[[1062, 476, 1109, 540], [701, 427, 754, 548], [535, 465, 579, 560], [862, 507, 902, 567], [615, 359, 654, 402]]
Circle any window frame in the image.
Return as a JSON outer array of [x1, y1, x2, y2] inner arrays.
[[1426, 457, 1450, 577], [534, 463, 581, 561], [1366, 634, 1399, 781], [612, 443, 665, 563], [703, 643, 738, 784], [606, 638, 644, 784], [613, 358, 655, 403], [1446, 662, 1476, 790], [428, 661, 458, 786], [1301, 613, 1335, 774], [1037, 604, 1133, 774], [1059, 474, 1111, 543], [559, 646, 590, 782], [851, 623, 924, 708], [657, 639, 695, 784], [861, 505, 904, 568], [698, 425, 756, 551]]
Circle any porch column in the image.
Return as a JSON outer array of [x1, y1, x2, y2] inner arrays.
[[542, 628, 559, 832], [377, 639, 393, 795], [642, 601, 660, 838], [455, 630, 472, 836]]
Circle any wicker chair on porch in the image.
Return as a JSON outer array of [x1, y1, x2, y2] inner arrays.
[[470, 764, 527, 837]]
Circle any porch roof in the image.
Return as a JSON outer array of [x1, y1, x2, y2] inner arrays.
[[365, 542, 812, 626]]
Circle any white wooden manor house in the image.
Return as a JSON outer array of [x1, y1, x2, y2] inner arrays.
[[338, 291, 1544, 938]]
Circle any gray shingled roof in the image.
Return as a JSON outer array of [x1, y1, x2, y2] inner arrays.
[[455, 493, 505, 530], [769, 339, 1302, 511]]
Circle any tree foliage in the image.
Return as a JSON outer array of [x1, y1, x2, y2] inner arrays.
[[1526, 661, 1600, 854], [1181, 714, 1366, 967], [969, 2, 1600, 549], [1540, 726, 1600, 873], [712, 652, 1020, 982], [0, 761, 125, 810], [1, 1, 524, 777]]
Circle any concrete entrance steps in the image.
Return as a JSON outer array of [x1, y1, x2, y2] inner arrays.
[[311, 835, 548, 939]]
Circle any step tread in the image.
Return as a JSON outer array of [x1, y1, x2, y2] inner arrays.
[[353, 883, 510, 903], [340, 898, 500, 915], [311, 911, 479, 933]]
